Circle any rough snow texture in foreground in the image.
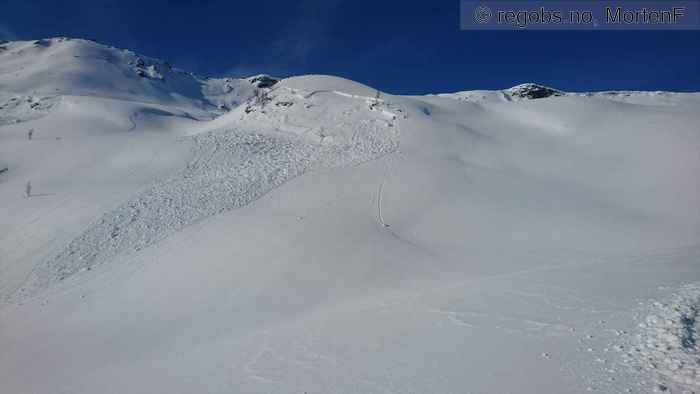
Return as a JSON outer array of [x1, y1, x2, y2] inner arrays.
[[624, 283, 700, 393]]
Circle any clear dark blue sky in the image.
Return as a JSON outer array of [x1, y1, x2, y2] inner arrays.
[[1, 0, 699, 94]]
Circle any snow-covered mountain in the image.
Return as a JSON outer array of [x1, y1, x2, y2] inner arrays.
[[0, 37, 277, 122], [1, 38, 699, 394]]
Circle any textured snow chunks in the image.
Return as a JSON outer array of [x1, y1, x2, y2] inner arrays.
[[0, 95, 60, 125], [624, 283, 700, 393], [16, 127, 398, 299]]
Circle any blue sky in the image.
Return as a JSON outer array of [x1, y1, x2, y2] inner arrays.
[[1, 0, 699, 94]]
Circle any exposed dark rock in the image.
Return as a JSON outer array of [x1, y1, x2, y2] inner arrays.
[[33, 39, 52, 47], [249, 75, 278, 88], [507, 83, 563, 100]]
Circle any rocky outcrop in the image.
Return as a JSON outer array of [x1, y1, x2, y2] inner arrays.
[[248, 74, 278, 88], [506, 83, 563, 100]]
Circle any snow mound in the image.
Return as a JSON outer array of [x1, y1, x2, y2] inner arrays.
[[278, 74, 382, 98], [210, 73, 403, 143], [624, 283, 700, 393]]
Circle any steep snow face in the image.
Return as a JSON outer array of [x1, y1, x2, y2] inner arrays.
[[0, 38, 274, 119]]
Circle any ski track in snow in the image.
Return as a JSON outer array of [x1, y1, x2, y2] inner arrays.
[[376, 168, 388, 228], [13, 124, 398, 301], [375, 152, 398, 230], [624, 282, 700, 393], [127, 111, 137, 131]]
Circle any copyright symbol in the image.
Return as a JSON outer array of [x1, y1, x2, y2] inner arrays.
[[474, 5, 492, 24]]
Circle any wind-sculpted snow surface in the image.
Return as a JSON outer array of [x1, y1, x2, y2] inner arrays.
[[624, 283, 700, 393], [15, 126, 398, 300]]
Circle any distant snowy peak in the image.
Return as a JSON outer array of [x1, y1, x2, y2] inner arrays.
[[438, 83, 700, 106], [438, 82, 560, 101], [437, 83, 563, 104], [0, 37, 277, 116]]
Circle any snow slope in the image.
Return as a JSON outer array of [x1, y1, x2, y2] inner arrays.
[[1, 39, 700, 394]]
